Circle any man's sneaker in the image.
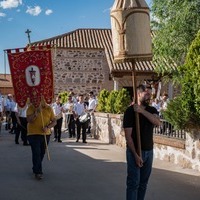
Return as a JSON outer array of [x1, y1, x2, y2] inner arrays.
[[35, 174, 43, 180], [53, 138, 57, 142]]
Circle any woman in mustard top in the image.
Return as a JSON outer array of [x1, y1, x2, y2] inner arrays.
[[27, 102, 56, 180]]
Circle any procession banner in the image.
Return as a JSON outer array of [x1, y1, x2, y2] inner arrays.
[[7, 46, 54, 108]]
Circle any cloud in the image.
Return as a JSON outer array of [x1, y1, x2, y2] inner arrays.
[[0, 0, 22, 9], [26, 6, 42, 16], [0, 12, 6, 17], [45, 9, 53, 15]]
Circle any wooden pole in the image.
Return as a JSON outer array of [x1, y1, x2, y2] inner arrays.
[[132, 61, 142, 157], [40, 111, 51, 161]]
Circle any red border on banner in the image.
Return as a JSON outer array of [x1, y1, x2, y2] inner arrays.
[[7, 46, 54, 108]]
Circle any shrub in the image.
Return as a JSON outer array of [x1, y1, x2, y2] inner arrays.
[[96, 89, 110, 112], [58, 91, 69, 104], [114, 88, 131, 114], [97, 88, 131, 114], [105, 90, 119, 113]]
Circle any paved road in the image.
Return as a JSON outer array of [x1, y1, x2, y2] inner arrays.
[[0, 127, 200, 200]]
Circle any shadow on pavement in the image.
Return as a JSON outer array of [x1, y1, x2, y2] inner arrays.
[[0, 129, 200, 200]]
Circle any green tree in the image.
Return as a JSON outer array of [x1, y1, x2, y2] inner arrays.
[[163, 30, 200, 131], [151, 0, 200, 74]]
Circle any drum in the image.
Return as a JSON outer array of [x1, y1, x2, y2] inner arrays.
[[79, 113, 90, 123]]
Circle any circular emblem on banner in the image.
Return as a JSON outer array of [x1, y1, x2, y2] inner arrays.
[[25, 65, 41, 86]]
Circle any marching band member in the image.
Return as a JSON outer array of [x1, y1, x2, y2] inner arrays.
[[14, 103, 29, 145], [63, 95, 76, 138], [51, 96, 64, 142], [87, 91, 98, 137], [74, 94, 88, 143]]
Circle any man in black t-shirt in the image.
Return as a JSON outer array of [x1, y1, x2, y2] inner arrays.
[[123, 85, 160, 200]]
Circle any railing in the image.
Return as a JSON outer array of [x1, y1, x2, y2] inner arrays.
[[153, 118, 186, 140]]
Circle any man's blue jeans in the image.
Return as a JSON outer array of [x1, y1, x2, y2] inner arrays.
[[28, 135, 50, 174], [126, 147, 153, 200]]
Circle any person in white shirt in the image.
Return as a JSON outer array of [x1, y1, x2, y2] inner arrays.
[[74, 94, 88, 143], [151, 98, 161, 115], [4, 94, 12, 130], [63, 95, 76, 138], [15, 103, 29, 145], [160, 93, 173, 134], [69, 91, 77, 104], [87, 91, 98, 137], [51, 96, 64, 142], [4, 94, 17, 133]]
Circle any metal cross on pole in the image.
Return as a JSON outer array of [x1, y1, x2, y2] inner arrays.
[[25, 29, 31, 45]]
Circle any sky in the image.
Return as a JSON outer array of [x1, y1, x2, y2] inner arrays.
[[0, 0, 151, 74]]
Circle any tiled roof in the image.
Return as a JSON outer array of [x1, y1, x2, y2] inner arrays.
[[0, 74, 12, 88], [32, 28, 176, 77]]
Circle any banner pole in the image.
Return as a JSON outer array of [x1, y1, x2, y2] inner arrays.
[[40, 110, 51, 161], [132, 61, 141, 157]]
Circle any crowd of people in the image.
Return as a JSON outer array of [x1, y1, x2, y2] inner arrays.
[[0, 90, 98, 144], [51, 91, 98, 143]]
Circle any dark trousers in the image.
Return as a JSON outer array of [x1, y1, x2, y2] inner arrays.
[[10, 112, 17, 133], [15, 117, 28, 144], [28, 135, 50, 174], [126, 148, 153, 200], [76, 119, 88, 142], [54, 117, 63, 141], [5, 111, 11, 130], [67, 114, 75, 137]]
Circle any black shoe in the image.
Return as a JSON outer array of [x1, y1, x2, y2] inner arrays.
[[15, 141, 19, 144], [83, 141, 87, 143], [58, 140, 62, 143], [76, 140, 79, 142], [35, 174, 43, 180], [23, 143, 29, 146]]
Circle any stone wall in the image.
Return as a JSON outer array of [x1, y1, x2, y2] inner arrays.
[[94, 112, 200, 171], [154, 133, 200, 171], [95, 112, 126, 147], [52, 48, 114, 96]]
